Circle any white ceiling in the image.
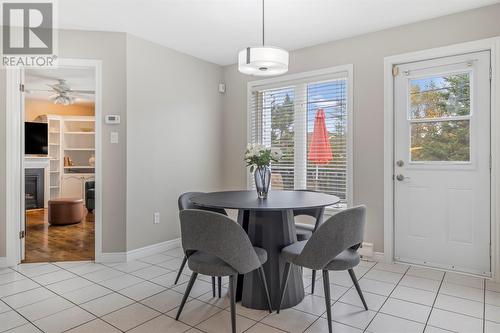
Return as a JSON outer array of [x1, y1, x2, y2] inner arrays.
[[58, 0, 500, 65]]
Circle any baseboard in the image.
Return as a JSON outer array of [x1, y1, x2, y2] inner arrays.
[[126, 238, 181, 262], [373, 252, 386, 262], [96, 252, 127, 263]]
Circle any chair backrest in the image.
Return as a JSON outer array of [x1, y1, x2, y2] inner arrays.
[[178, 192, 227, 215], [295, 205, 366, 270], [179, 209, 262, 274], [293, 190, 324, 231]]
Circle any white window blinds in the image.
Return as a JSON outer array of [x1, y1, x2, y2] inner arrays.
[[248, 69, 351, 206]]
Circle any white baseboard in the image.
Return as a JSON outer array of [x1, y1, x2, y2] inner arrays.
[[127, 238, 181, 262], [373, 252, 387, 262]]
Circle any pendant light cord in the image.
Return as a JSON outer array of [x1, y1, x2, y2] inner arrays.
[[262, 0, 265, 46]]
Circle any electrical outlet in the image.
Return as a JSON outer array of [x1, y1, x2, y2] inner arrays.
[[153, 212, 160, 224]]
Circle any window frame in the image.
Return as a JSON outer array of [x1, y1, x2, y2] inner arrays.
[[246, 65, 354, 211]]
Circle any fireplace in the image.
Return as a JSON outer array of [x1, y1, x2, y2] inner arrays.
[[25, 168, 44, 210]]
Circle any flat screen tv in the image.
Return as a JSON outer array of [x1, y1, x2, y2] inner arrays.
[[25, 122, 48, 155]]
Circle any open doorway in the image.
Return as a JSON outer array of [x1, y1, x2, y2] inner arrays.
[[22, 66, 97, 263]]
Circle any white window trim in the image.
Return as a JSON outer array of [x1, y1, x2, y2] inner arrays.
[[246, 64, 354, 211]]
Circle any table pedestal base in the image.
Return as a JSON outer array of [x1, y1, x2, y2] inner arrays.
[[239, 209, 305, 310]]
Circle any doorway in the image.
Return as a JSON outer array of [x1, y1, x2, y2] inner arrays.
[[392, 51, 491, 276]]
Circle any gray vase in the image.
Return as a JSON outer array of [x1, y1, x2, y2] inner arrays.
[[254, 165, 271, 199]]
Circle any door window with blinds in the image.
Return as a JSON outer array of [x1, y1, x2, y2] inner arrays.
[[248, 68, 352, 207]]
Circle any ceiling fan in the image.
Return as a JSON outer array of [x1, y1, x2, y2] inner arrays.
[[28, 79, 95, 105]]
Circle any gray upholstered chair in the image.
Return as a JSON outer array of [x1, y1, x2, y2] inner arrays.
[[277, 205, 368, 333], [176, 209, 272, 333], [293, 202, 324, 294], [175, 192, 228, 298]]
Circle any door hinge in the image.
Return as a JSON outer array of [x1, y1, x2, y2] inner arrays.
[[392, 66, 399, 77], [19, 83, 25, 92], [19, 230, 25, 239]]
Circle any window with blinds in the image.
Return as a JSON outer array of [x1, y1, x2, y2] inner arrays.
[[248, 69, 352, 207]]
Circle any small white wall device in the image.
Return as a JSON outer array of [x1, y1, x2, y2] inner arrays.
[[105, 115, 121, 124], [218, 83, 226, 93]]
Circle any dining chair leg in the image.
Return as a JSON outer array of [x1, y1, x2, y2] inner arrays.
[[174, 255, 188, 285], [258, 266, 273, 313], [277, 262, 291, 314], [322, 270, 332, 333], [311, 270, 316, 294], [212, 276, 216, 297], [218, 276, 222, 298], [176, 272, 198, 320], [229, 275, 237, 333], [348, 268, 368, 310]]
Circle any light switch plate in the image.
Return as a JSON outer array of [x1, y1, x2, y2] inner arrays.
[[154, 212, 160, 224], [110, 132, 119, 144]]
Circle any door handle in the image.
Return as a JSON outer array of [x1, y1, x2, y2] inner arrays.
[[396, 174, 410, 181]]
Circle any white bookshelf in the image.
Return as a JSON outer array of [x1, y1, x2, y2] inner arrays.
[[62, 116, 96, 173], [47, 116, 62, 199]]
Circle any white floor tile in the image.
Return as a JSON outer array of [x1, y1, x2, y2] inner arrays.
[[119, 281, 165, 301], [66, 263, 107, 276], [406, 266, 445, 281], [434, 294, 483, 318], [328, 302, 376, 329], [131, 266, 172, 280], [400, 276, 441, 293], [0, 279, 39, 298], [156, 258, 186, 271], [197, 309, 256, 333], [53, 261, 90, 270], [245, 322, 287, 333], [326, 271, 354, 288], [162, 247, 184, 258], [62, 284, 113, 304], [339, 289, 387, 311], [65, 319, 121, 333], [485, 304, 500, 323], [423, 326, 455, 333], [391, 285, 437, 306], [2, 287, 56, 309], [173, 279, 214, 298], [14, 264, 60, 278], [486, 290, 500, 306], [372, 262, 409, 274], [443, 273, 484, 289], [261, 308, 318, 333], [138, 254, 172, 265], [234, 303, 270, 321], [0, 272, 26, 286], [150, 271, 189, 288], [128, 314, 190, 333], [32, 269, 75, 285], [0, 300, 10, 314], [485, 320, 500, 333], [0, 311, 28, 332], [304, 318, 363, 333], [380, 298, 431, 323], [101, 303, 160, 331], [17, 296, 73, 321], [310, 283, 349, 300], [486, 280, 500, 293], [440, 282, 484, 302], [4, 323, 42, 333], [33, 306, 95, 333], [45, 277, 94, 294], [292, 294, 328, 316], [366, 313, 424, 333], [111, 261, 151, 274], [80, 292, 134, 317], [358, 278, 396, 296], [99, 273, 143, 291], [197, 287, 230, 308], [428, 308, 483, 333], [140, 289, 185, 313], [82, 268, 123, 283], [364, 269, 403, 284], [166, 299, 222, 326]]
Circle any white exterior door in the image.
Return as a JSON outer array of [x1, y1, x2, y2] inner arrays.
[[394, 51, 491, 276]]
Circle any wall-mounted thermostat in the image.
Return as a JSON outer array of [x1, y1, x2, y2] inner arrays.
[[105, 115, 120, 124]]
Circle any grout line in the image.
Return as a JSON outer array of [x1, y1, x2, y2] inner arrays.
[[422, 268, 446, 332]]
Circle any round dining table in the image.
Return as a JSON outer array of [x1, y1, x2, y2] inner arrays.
[[191, 190, 339, 310]]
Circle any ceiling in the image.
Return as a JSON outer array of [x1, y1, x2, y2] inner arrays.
[[57, 0, 500, 65], [25, 67, 95, 103]]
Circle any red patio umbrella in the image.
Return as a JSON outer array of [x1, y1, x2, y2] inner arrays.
[[308, 109, 333, 181]]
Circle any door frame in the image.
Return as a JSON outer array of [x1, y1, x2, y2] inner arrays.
[[384, 37, 500, 280], [5, 58, 103, 266]]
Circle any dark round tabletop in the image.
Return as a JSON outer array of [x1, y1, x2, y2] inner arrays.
[[191, 190, 339, 211]]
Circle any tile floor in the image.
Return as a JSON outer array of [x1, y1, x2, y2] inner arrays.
[[0, 247, 498, 333]]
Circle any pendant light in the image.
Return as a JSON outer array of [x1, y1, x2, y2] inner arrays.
[[238, 0, 289, 76]]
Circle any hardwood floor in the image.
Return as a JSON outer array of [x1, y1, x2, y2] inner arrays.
[[24, 208, 95, 263]]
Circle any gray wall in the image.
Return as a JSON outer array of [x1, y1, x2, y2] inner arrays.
[[221, 4, 500, 252], [125, 35, 224, 251], [0, 69, 5, 257]]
